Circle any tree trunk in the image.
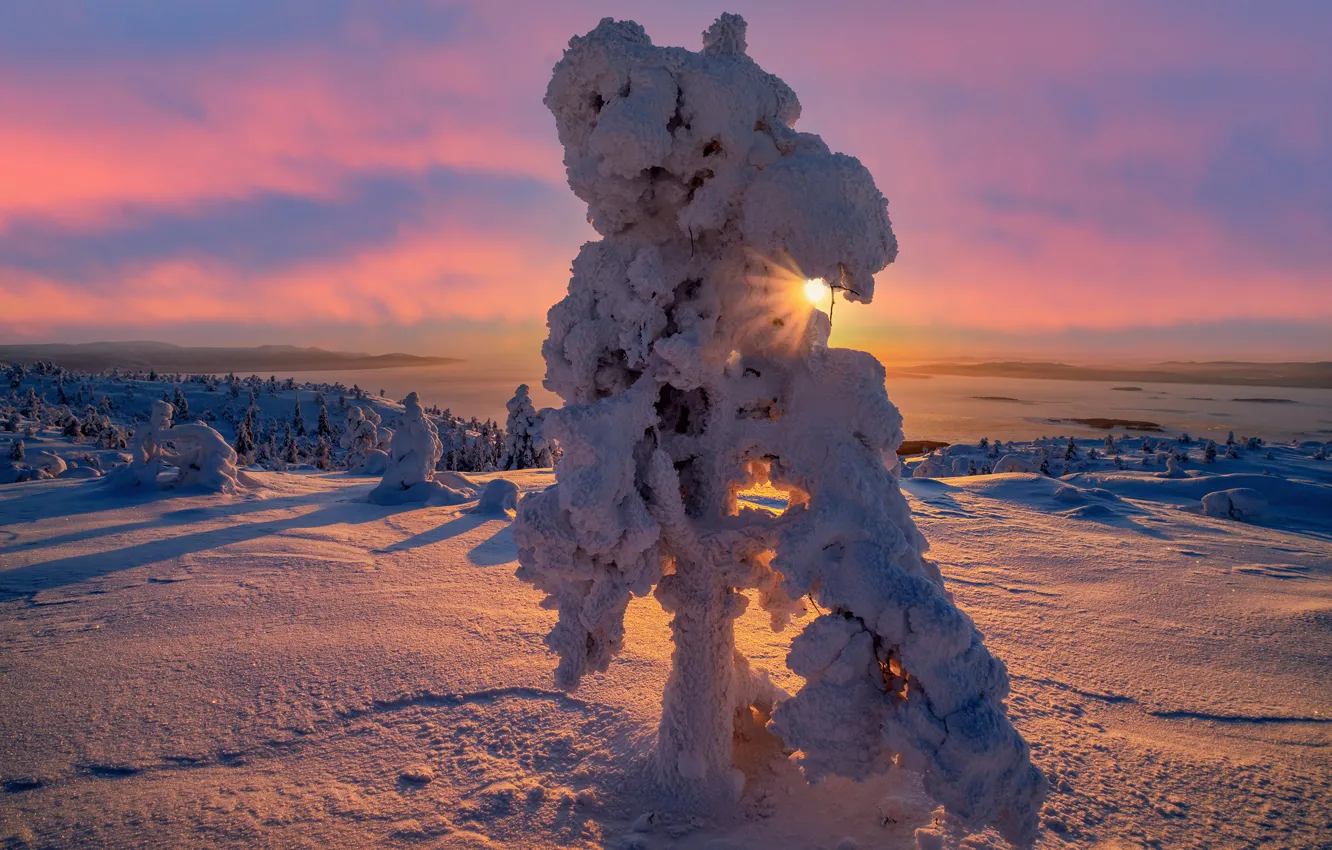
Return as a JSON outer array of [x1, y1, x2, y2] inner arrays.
[[654, 563, 745, 811]]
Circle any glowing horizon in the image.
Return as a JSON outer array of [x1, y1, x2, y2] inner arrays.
[[1, 1, 1328, 362]]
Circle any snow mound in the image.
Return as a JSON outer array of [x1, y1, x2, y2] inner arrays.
[[471, 478, 520, 516], [1201, 488, 1268, 521], [58, 465, 102, 480]]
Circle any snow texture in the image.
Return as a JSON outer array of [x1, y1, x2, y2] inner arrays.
[[513, 14, 1042, 844]]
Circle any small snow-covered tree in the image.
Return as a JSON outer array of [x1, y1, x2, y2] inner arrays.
[[369, 392, 469, 504], [501, 384, 546, 470], [9, 438, 22, 461], [234, 408, 255, 460], [512, 15, 1043, 845], [314, 435, 332, 470], [292, 396, 306, 437], [1225, 431, 1236, 446], [1063, 436, 1078, 461], [316, 403, 331, 438], [173, 387, 190, 422], [1203, 439, 1218, 463], [1104, 434, 1116, 454]]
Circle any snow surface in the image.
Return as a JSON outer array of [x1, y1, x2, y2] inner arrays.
[[1, 454, 1328, 848]]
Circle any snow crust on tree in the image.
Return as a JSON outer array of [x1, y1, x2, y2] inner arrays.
[[513, 15, 1043, 845], [369, 392, 470, 505]]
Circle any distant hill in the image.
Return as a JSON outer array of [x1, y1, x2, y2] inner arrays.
[[0, 342, 463, 374], [889, 360, 1332, 389]]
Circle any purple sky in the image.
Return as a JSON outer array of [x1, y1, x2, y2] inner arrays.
[[2, 1, 1329, 363]]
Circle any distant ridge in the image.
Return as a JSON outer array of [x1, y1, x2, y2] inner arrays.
[[0, 342, 463, 374], [888, 360, 1332, 389]]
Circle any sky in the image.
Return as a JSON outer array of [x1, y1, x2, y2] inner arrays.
[[2, 0, 1330, 365]]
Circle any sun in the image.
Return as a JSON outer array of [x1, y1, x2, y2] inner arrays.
[[803, 277, 830, 304]]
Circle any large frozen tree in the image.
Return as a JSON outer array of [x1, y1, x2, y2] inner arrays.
[[513, 14, 1044, 845]]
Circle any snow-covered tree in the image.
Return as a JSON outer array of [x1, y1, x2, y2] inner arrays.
[[501, 384, 546, 470], [292, 396, 306, 437], [369, 392, 470, 505], [1104, 434, 1116, 454], [1225, 431, 1236, 446], [1203, 439, 1218, 463], [1063, 436, 1078, 461], [316, 403, 331, 438], [173, 386, 190, 422], [314, 435, 332, 470], [512, 16, 1042, 845], [8, 438, 22, 461]]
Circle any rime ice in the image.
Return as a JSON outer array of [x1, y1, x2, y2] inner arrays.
[[513, 14, 1044, 845]]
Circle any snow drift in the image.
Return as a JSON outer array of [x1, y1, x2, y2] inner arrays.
[[512, 14, 1044, 845]]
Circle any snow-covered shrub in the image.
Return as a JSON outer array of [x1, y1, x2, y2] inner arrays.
[[912, 451, 951, 479], [512, 15, 1042, 845], [1203, 439, 1217, 463], [1160, 456, 1188, 479], [341, 407, 389, 474], [1201, 488, 1267, 521], [106, 399, 173, 489], [7, 438, 21, 461], [29, 451, 67, 479], [992, 453, 1032, 474], [369, 392, 470, 505], [168, 422, 249, 493], [471, 478, 520, 516]]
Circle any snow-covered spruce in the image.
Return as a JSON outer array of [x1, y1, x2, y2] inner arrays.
[[368, 392, 472, 505], [500, 384, 551, 470], [512, 15, 1044, 845]]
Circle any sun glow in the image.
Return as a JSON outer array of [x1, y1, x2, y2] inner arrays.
[[803, 277, 830, 304]]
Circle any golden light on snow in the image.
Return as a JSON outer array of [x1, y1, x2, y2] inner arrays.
[[803, 277, 830, 304]]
